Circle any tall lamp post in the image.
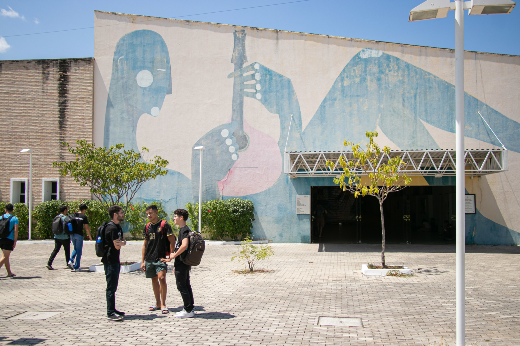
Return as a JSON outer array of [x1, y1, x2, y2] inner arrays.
[[20, 149, 33, 240], [409, 1, 515, 345], [193, 146, 204, 234]]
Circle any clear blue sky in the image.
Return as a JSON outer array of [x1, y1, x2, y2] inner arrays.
[[1, 0, 519, 61]]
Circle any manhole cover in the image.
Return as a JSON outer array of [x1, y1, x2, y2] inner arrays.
[[9, 312, 60, 320], [318, 317, 363, 327]]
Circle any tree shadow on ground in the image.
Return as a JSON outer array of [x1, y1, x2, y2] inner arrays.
[[0, 276, 42, 280]]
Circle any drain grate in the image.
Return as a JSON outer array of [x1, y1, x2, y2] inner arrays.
[[318, 316, 363, 327], [9, 312, 60, 320]]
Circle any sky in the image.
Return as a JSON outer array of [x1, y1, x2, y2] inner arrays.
[[0, 0, 519, 61]]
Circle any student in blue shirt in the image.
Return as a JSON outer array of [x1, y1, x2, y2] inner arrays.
[[0, 204, 19, 277], [46, 205, 72, 270]]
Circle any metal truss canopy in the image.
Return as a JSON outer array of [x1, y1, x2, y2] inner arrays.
[[284, 149, 508, 178]]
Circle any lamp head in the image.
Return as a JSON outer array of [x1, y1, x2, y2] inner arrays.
[[193, 146, 204, 150], [469, 0, 515, 14], [20, 149, 33, 153]]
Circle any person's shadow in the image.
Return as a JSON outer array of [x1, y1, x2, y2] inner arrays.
[[169, 306, 235, 319], [123, 314, 168, 321]]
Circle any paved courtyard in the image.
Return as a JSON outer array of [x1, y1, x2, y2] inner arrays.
[[1, 242, 519, 345]]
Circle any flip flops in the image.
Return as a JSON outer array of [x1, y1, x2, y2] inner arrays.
[[162, 308, 169, 314], [149, 306, 159, 311], [7, 273, 16, 277]]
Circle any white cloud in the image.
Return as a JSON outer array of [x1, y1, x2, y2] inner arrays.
[[34, 17, 39, 24], [0, 37, 11, 53], [1, 6, 24, 20]]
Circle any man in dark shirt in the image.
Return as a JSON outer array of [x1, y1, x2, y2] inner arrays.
[[141, 205, 175, 314], [68, 204, 92, 272], [102, 205, 127, 321], [161, 208, 195, 318]]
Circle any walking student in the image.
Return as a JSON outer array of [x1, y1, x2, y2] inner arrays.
[[102, 205, 127, 321], [46, 205, 72, 270], [141, 205, 175, 314], [161, 209, 195, 318], [67, 204, 92, 272], [0, 204, 19, 277]]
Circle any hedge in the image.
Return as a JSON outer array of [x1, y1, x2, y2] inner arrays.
[[0, 202, 29, 240]]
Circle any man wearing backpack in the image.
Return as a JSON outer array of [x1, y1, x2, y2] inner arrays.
[[161, 209, 195, 318], [46, 205, 72, 270], [141, 205, 175, 314], [67, 204, 92, 272], [0, 204, 19, 277], [102, 205, 127, 321]]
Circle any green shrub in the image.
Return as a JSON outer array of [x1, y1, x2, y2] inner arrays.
[[33, 200, 63, 239], [0, 202, 28, 240], [231, 236, 274, 272], [33, 199, 109, 239], [186, 198, 254, 240], [124, 201, 168, 240]]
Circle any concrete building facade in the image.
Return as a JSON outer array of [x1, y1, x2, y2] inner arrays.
[[34, 11, 519, 245], [0, 58, 94, 205]]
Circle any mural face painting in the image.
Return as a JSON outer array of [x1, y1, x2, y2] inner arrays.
[[96, 12, 520, 244]]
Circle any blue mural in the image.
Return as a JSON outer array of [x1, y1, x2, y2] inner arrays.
[[103, 29, 520, 244]]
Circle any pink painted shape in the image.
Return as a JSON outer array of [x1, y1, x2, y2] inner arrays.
[[218, 121, 282, 196]]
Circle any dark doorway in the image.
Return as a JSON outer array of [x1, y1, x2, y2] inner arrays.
[[310, 186, 456, 244]]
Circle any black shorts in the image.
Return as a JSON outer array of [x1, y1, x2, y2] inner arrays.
[[0, 238, 14, 251]]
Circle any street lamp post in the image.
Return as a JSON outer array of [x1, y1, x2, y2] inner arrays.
[[193, 146, 204, 234], [409, 1, 515, 345], [20, 149, 33, 240]]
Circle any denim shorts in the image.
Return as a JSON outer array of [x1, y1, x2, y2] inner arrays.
[[145, 261, 168, 278]]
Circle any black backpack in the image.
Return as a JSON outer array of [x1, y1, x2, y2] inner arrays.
[[0, 215, 13, 238], [181, 231, 205, 266], [52, 215, 64, 235], [68, 213, 84, 234], [95, 222, 111, 257]]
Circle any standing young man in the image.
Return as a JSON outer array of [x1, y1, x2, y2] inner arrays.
[[161, 209, 195, 318], [103, 205, 127, 321], [68, 204, 92, 272], [0, 204, 19, 277], [141, 205, 175, 314], [46, 205, 71, 270]]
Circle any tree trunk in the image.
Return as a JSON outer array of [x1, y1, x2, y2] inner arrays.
[[380, 201, 386, 268]]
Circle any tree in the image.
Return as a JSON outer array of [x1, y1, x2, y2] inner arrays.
[[326, 131, 412, 268], [53, 140, 169, 212]]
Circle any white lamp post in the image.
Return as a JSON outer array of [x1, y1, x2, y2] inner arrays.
[[409, 1, 515, 345], [193, 146, 204, 234], [20, 149, 33, 240]]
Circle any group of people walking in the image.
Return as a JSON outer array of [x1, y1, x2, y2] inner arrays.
[[0, 203, 196, 321]]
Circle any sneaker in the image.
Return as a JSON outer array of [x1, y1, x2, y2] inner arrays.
[[174, 309, 195, 318], [67, 262, 74, 270], [107, 313, 123, 321], [46, 265, 54, 270], [114, 310, 125, 316]]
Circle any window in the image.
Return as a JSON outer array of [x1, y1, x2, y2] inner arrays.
[[42, 179, 60, 202], [10, 178, 28, 204]]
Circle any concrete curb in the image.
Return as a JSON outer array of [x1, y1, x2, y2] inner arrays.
[[16, 239, 269, 245]]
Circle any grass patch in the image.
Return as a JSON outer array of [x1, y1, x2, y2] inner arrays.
[[386, 270, 413, 277], [367, 263, 404, 269]]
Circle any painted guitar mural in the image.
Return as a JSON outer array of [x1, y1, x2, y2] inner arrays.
[[191, 29, 303, 200]]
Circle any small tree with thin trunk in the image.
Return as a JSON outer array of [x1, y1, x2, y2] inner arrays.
[[53, 140, 169, 213], [326, 131, 411, 268]]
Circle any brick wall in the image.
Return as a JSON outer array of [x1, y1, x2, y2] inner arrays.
[[0, 58, 93, 205]]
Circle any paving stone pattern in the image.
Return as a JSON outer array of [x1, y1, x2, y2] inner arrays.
[[1, 242, 519, 345]]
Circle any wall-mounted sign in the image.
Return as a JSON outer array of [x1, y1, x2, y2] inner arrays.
[[296, 195, 310, 214], [465, 194, 476, 214]]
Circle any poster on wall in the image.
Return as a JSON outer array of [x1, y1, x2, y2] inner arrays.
[[465, 194, 476, 214], [296, 195, 310, 214]]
